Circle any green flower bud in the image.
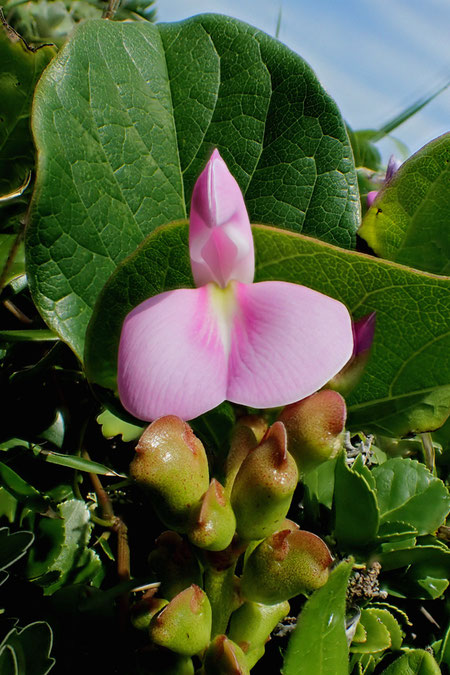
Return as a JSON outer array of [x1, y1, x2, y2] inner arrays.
[[241, 529, 333, 604], [224, 425, 259, 495], [148, 531, 202, 600], [131, 594, 168, 631], [231, 422, 298, 540], [236, 415, 268, 444], [188, 479, 236, 551], [278, 390, 346, 475], [202, 635, 250, 675], [228, 600, 290, 669], [149, 584, 212, 657], [130, 416, 210, 531]]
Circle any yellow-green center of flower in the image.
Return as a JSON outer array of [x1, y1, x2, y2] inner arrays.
[[208, 281, 239, 356]]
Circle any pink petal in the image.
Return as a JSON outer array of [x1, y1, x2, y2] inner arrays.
[[189, 149, 254, 288], [117, 287, 228, 421], [366, 190, 378, 207], [227, 281, 354, 408], [352, 312, 376, 356]]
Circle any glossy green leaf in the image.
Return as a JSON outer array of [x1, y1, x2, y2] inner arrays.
[[0, 462, 48, 511], [0, 622, 55, 675], [359, 134, 450, 275], [283, 559, 353, 675], [372, 458, 450, 535], [350, 609, 391, 654], [0, 329, 58, 343], [333, 453, 379, 549], [96, 409, 143, 442], [85, 223, 450, 436], [33, 446, 126, 477], [380, 649, 441, 675], [378, 542, 450, 573], [0, 26, 55, 197], [26, 15, 359, 359]]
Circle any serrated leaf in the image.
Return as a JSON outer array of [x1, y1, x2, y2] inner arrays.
[[27, 499, 97, 594], [380, 649, 441, 675], [369, 609, 403, 651], [333, 453, 379, 549], [282, 559, 353, 675], [377, 521, 418, 541], [372, 458, 450, 535], [26, 16, 359, 359], [350, 609, 391, 654], [416, 576, 448, 599], [0, 26, 55, 197], [96, 409, 143, 442], [359, 134, 450, 275], [0, 622, 55, 675], [303, 457, 337, 512], [379, 542, 450, 573], [84, 223, 450, 437]]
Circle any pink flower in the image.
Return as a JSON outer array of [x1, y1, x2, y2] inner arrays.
[[367, 155, 401, 207], [118, 150, 354, 421]]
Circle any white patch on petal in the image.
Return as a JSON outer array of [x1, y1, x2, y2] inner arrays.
[[207, 282, 239, 357]]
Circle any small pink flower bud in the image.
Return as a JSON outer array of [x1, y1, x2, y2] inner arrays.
[[203, 635, 250, 675], [228, 600, 290, 669], [230, 422, 298, 541], [148, 531, 202, 600], [188, 479, 236, 552], [241, 529, 333, 604], [278, 390, 346, 475], [328, 313, 376, 396], [149, 585, 212, 657], [129, 416, 210, 532]]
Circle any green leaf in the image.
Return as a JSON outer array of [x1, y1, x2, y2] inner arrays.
[[0, 235, 25, 286], [359, 134, 450, 275], [372, 458, 450, 535], [303, 456, 337, 511], [0, 26, 55, 197], [32, 446, 126, 477], [27, 499, 98, 594], [0, 462, 48, 511], [333, 453, 379, 549], [84, 223, 450, 436], [190, 402, 236, 457], [347, 128, 382, 171], [0, 329, 58, 343], [0, 527, 34, 584], [0, 622, 55, 675], [380, 649, 441, 675], [27, 16, 359, 359], [282, 559, 353, 675], [378, 542, 450, 573], [350, 609, 391, 654], [0, 644, 17, 675], [96, 409, 143, 442]]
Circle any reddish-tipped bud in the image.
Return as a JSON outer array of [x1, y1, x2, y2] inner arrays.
[[228, 600, 290, 669], [148, 531, 202, 600], [328, 313, 376, 395], [230, 422, 298, 540], [241, 529, 333, 604], [130, 416, 210, 531], [236, 415, 268, 444], [202, 635, 250, 675], [149, 585, 212, 656], [224, 425, 259, 495], [131, 595, 168, 631], [188, 479, 236, 551], [278, 390, 346, 475]]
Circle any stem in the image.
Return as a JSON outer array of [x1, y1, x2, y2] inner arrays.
[[421, 433, 435, 474], [204, 563, 237, 637]]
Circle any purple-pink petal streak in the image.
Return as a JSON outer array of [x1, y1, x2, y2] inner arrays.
[[189, 149, 254, 288], [227, 281, 354, 408], [117, 287, 228, 421]]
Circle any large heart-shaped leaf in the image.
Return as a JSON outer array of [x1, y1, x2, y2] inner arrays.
[[85, 223, 450, 436], [359, 134, 450, 275], [26, 16, 359, 359]]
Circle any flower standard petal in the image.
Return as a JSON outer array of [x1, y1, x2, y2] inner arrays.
[[189, 149, 254, 288], [117, 286, 228, 421], [226, 281, 354, 408]]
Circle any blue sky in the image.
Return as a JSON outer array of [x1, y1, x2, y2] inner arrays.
[[156, 0, 450, 163]]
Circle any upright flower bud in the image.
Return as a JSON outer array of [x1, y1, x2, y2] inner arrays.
[[278, 390, 346, 475], [148, 531, 202, 600], [230, 422, 298, 541], [224, 424, 259, 495], [328, 313, 376, 396], [131, 594, 168, 631], [228, 600, 290, 669], [202, 635, 250, 675], [241, 529, 333, 604], [129, 416, 209, 531], [188, 479, 236, 551], [149, 585, 212, 657]]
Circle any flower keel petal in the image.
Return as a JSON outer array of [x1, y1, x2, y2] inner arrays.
[[227, 281, 354, 408]]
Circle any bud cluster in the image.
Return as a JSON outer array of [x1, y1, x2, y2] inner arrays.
[[129, 396, 347, 671]]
